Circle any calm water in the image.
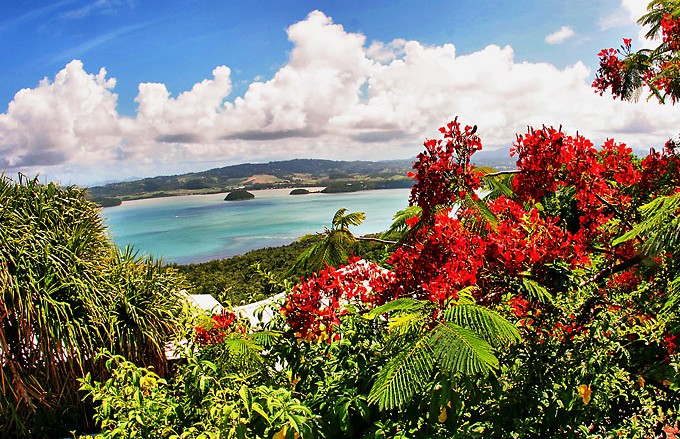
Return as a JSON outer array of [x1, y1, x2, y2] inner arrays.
[[101, 188, 411, 264]]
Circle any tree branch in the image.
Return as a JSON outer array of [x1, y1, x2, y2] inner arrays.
[[579, 254, 644, 287], [355, 236, 398, 245], [481, 170, 520, 178]]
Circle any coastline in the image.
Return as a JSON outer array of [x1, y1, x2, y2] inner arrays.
[[100, 187, 411, 265]]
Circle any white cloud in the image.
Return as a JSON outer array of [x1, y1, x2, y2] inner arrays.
[[600, 0, 648, 29], [1, 10, 679, 185], [600, 0, 659, 48], [0, 60, 121, 170], [545, 26, 575, 44]]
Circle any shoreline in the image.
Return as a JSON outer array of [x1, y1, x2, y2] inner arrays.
[[102, 184, 412, 208]]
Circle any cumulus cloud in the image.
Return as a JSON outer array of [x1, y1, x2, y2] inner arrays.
[[1, 10, 679, 185], [545, 26, 575, 44], [0, 60, 121, 169]]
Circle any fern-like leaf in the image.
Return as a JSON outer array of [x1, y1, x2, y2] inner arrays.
[[428, 321, 498, 373], [442, 304, 520, 349], [382, 206, 422, 241], [521, 278, 555, 305], [461, 191, 498, 232], [481, 172, 516, 200], [332, 208, 366, 230], [367, 337, 434, 410], [367, 298, 429, 319], [613, 192, 680, 256]]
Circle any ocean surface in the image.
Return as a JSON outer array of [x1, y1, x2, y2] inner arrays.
[[101, 188, 411, 264]]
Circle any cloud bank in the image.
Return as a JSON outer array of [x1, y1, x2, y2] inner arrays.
[[1, 10, 678, 185]]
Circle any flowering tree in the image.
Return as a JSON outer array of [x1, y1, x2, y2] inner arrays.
[[276, 111, 680, 435], [594, 0, 680, 103]]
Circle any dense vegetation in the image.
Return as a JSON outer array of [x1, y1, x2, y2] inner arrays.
[[175, 234, 389, 305], [0, 175, 191, 437], [4, 3, 680, 437]]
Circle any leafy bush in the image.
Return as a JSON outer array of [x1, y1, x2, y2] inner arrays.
[[0, 175, 190, 437]]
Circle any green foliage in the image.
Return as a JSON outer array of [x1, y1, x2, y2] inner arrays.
[[175, 232, 389, 305], [292, 208, 366, 273], [224, 190, 255, 201], [366, 299, 520, 411], [0, 175, 190, 438], [82, 333, 316, 439]]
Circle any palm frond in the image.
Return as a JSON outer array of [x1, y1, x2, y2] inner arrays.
[[367, 297, 429, 318], [249, 330, 281, 348], [381, 206, 422, 241], [367, 298, 518, 410], [459, 191, 498, 233], [481, 172, 516, 200], [292, 208, 365, 272], [332, 208, 366, 230], [521, 278, 555, 305], [663, 275, 680, 313], [221, 336, 265, 372]]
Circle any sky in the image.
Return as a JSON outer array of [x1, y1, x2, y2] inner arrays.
[[1, 0, 678, 186]]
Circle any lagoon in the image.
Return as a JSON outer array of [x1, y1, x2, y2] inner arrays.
[[101, 188, 411, 264]]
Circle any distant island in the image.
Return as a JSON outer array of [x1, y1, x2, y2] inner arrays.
[[224, 190, 255, 201], [88, 153, 515, 206], [289, 188, 311, 195]]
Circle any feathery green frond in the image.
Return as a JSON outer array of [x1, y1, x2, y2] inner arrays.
[[442, 304, 521, 348], [613, 192, 680, 256], [367, 298, 429, 319], [481, 172, 516, 200], [367, 337, 434, 411], [220, 336, 265, 373], [249, 330, 281, 348], [663, 275, 680, 312], [292, 208, 365, 272], [332, 208, 366, 230], [428, 321, 498, 373], [521, 278, 555, 305], [382, 206, 422, 241]]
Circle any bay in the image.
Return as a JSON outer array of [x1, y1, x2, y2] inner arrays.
[[101, 188, 411, 264]]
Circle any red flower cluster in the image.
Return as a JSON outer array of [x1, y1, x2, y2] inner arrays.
[[592, 47, 626, 98], [387, 212, 486, 305], [664, 333, 679, 356], [281, 258, 395, 342], [195, 310, 242, 345], [508, 295, 531, 318], [661, 13, 680, 51], [409, 117, 482, 218], [483, 196, 582, 275]]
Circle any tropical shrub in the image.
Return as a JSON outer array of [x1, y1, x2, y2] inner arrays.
[[0, 175, 189, 437]]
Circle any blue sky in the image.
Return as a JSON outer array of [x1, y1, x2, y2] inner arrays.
[[1, 0, 676, 185]]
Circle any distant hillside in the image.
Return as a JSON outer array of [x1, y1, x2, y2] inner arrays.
[[88, 153, 516, 203], [87, 158, 415, 201]]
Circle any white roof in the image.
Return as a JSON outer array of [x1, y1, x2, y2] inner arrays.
[[187, 293, 223, 313]]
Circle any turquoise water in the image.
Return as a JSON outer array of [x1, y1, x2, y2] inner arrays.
[[101, 188, 411, 264]]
